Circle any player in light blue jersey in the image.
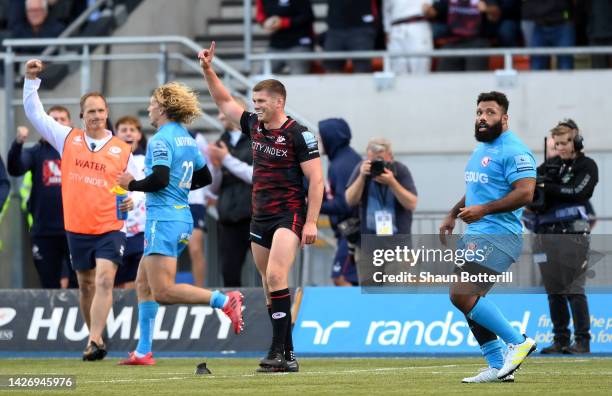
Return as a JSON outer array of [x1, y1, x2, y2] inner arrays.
[[116, 82, 243, 366], [439, 92, 537, 383]]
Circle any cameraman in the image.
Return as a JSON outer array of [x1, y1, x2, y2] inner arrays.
[[345, 138, 417, 236], [532, 120, 598, 355]]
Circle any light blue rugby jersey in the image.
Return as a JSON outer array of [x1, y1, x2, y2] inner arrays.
[[464, 131, 536, 236], [144, 122, 206, 222]]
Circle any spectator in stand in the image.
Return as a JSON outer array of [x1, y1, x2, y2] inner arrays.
[[581, 0, 612, 69], [7, 0, 27, 31], [256, 0, 314, 74], [49, 0, 87, 27], [522, 0, 575, 70], [114, 116, 147, 289], [0, 2, 10, 40], [486, 0, 522, 47], [12, 0, 64, 54], [425, 0, 501, 71], [520, 12, 535, 47], [427, 0, 451, 41], [7, 106, 76, 289], [383, 0, 434, 74], [323, 0, 379, 73], [319, 118, 362, 286]]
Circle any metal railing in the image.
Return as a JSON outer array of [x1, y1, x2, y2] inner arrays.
[[240, 0, 612, 74], [40, 0, 113, 57], [2, 36, 319, 141], [412, 212, 612, 235], [250, 46, 612, 76], [0, 35, 321, 287]]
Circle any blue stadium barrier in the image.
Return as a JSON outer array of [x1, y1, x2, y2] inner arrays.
[[294, 287, 612, 354]]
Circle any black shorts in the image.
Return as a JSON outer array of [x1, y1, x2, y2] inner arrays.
[[190, 204, 207, 231], [115, 232, 143, 285], [249, 213, 304, 249], [66, 230, 126, 271]]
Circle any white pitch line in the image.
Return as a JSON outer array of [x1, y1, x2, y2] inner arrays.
[[79, 364, 476, 384], [9, 358, 601, 379], [11, 357, 608, 386]]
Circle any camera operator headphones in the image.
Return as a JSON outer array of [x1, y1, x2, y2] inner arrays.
[[557, 118, 583, 152]]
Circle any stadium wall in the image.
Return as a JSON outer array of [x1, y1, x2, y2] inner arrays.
[[9, 0, 221, 130], [279, 71, 612, 224], [280, 71, 612, 154], [103, 0, 222, 117]]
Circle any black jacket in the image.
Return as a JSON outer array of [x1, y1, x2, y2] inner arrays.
[[11, 17, 65, 54], [257, 0, 314, 49], [7, 140, 64, 236], [521, 0, 573, 25], [217, 132, 253, 224], [538, 153, 598, 209], [582, 0, 612, 40], [326, 0, 378, 29]]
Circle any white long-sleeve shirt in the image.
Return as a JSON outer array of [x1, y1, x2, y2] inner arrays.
[[383, 0, 433, 33], [208, 132, 253, 195], [23, 78, 142, 177]]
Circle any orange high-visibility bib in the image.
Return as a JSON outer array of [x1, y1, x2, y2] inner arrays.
[[61, 128, 131, 234]]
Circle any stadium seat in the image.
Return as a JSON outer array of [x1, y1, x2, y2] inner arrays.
[[488, 55, 530, 71]]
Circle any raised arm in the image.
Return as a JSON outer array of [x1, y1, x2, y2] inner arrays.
[[345, 161, 368, 207], [198, 42, 245, 126], [22, 59, 71, 154], [7, 127, 34, 176]]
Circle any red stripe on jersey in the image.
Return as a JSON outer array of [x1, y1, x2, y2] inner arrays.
[[284, 119, 296, 129]]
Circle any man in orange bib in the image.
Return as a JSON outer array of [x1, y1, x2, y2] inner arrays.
[[23, 59, 142, 361]]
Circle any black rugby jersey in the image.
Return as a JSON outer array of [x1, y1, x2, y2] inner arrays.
[[240, 111, 319, 219]]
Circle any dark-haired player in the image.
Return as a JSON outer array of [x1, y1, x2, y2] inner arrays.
[[199, 42, 324, 372], [440, 91, 537, 383]]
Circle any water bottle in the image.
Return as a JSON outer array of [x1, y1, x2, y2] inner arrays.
[[111, 186, 128, 220]]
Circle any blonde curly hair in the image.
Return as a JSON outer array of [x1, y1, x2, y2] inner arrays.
[[152, 82, 202, 125]]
